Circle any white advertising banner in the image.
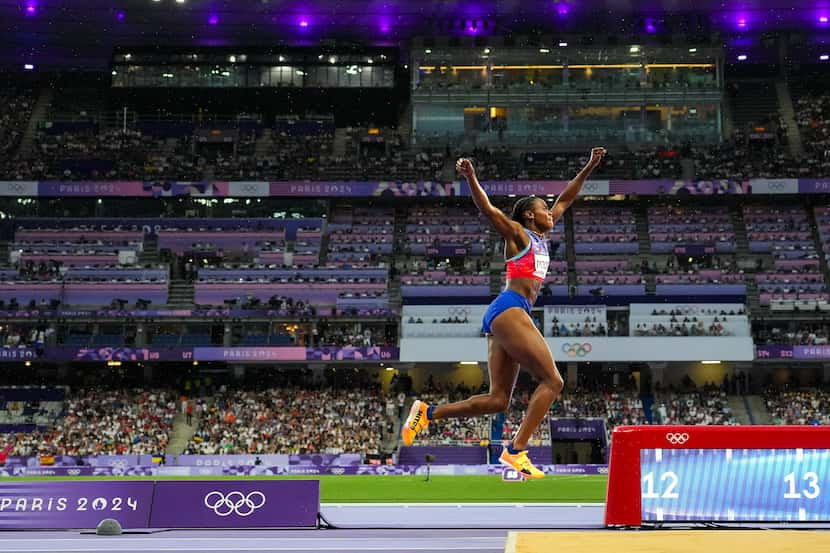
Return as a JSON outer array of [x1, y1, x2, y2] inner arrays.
[[750, 178, 799, 194], [228, 181, 271, 197], [0, 181, 38, 196], [401, 337, 755, 362]]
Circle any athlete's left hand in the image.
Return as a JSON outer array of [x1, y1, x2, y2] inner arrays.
[[588, 147, 607, 167]]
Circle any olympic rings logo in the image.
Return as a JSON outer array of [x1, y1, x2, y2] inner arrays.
[[561, 343, 592, 357], [204, 491, 266, 517], [447, 306, 471, 318], [665, 432, 690, 445]]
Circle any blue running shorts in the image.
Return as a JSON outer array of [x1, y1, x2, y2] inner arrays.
[[482, 289, 532, 335]]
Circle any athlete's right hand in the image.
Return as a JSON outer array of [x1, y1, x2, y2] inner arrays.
[[456, 158, 475, 179]]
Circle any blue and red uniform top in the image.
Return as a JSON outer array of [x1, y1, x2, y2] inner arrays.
[[505, 229, 550, 282]]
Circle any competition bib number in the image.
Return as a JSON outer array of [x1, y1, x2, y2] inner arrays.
[[533, 253, 550, 279]]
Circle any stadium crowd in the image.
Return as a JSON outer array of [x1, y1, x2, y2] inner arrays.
[[653, 390, 738, 425], [4, 388, 177, 456], [185, 386, 388, 455], [765, 388, 830, 425]]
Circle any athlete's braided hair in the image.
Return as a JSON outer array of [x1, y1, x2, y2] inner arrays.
[[510, 195, 541, 228]]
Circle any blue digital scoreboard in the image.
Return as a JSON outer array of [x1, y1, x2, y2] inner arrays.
[[640, 448, 830, 522]]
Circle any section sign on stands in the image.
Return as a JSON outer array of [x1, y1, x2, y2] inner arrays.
[[149, 480, 320, 528], [0, 481, 154, 529]]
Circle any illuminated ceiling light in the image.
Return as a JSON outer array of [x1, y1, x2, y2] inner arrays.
[[299, 20, 308, 27], [228, 55, 236, 63], [175, 0, 185, 4], [539, 48, 550, 53], [737, 54, 747, 61], [328, 56, 337, 64], [112, 70, 117, 75], [483, 48, 490, 54], [559, 42, 568, 47], [367, 58, 374, 64], [125, 53, 132, 60], [701, 361, 721, 365], [688, 48, 697, 53], [821, 55, 829, 61], [629, 45, 640, 53], [821, 16, 829, 23], [425, 49, 432, 54], [23, 64, 34, 70], [278, 55, 285, 62]]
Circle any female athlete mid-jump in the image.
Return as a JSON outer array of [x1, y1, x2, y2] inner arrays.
[[402, 147, 607, 478]]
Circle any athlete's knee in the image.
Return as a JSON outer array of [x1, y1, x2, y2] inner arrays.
[[483, 393, 510, 413], [539, 367, 564, 396]]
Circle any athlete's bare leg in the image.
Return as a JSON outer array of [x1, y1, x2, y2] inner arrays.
[[431, 333, 520, 419], [489, 308, 564, 450]]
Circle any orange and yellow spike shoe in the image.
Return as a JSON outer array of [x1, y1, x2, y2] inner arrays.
[[499, 447, 545, 479], [401, 400, 430, 446]]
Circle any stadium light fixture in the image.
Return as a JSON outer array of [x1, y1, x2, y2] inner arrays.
[[821, 55, 829, 61], [459, 361, 479, 366], [701, 361, 721, 364]]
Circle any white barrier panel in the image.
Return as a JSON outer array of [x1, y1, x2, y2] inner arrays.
[[0, 181, 38, 196], [629, 303, 745, 316], [750, 178, 799, 194], [401, 337, 755, 362], [402, 305, 487, 320]]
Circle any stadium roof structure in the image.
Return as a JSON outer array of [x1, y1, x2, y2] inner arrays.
[[1, 0, 829, 69]]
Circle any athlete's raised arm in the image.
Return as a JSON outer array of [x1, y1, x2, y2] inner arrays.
[[549, 146, 606, 223], [456, 158, 524, 246]]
